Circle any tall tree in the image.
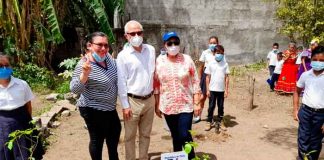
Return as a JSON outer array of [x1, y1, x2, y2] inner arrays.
[[271, 0, 324, 45]]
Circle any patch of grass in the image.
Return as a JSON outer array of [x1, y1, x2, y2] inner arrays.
[[33, 104, 53, 117], [31, 85, 53, 95], [230, 60, 267, 77]]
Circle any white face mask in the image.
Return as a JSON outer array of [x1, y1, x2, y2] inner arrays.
[[129, 35, 143, 47], [167, 46, 180, 56]]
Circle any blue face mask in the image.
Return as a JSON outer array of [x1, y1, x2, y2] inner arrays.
[[0, 67, 13, 79], [209, 44, 217, 52], [311, 61, 324, 71], [92, 52, 106, 62], [215, 54, 224, 62]]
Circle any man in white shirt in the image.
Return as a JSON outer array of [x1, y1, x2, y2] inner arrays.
[[116, 20, 156, 160], [267, 43, 279, 77]]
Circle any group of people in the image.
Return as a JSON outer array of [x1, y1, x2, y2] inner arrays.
[[267, 40, 324, 160], [2, 19, 322, 160], [70, 20, 230, 160], [266, 40, 319, 93]]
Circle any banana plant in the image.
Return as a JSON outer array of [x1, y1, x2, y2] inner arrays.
[[41, 0, 65, 44]]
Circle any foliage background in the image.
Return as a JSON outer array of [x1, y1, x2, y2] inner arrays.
[[0, 0, 124, 91], [270, 0, 324, 46]]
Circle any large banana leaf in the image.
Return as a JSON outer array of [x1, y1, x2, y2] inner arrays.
[[86, 0, 115, 43], [41, 0, 65, 44]]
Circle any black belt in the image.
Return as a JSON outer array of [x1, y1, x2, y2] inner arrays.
[[127, 91, 153, 100], [302, 104, 324, 113]]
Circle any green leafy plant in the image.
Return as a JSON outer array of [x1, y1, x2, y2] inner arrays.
[[6, 120, 43, 160], [183, 130, 211, 160], [302, 150, 317, 160], [58, 57, 80, 80], [59, 57, 80, 71]]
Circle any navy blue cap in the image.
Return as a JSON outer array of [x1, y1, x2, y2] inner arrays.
[[163, 32, 179, 42]]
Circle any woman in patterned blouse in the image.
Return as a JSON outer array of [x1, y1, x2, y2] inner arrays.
[[154, 32, 201, 159]]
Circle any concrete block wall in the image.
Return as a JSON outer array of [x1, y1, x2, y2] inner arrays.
[[124, 0, 290, 64]]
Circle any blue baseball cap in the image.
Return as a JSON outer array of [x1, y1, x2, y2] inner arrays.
[[163, 31, 179, 42]]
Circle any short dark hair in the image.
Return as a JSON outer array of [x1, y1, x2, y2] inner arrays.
[[217, 45, 224, 52], [82, 32, 108, 54], [277, 52, 283, 57], [209, 36, 219, 43], [273, 43, 279, 47], [311, 46, 324, 58]]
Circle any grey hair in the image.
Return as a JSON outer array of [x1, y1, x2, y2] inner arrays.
[[289, 42, 296, 47], [124, 20, 143, 33]]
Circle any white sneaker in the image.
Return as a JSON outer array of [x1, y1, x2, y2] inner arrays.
[[192, 116, 201, 124]]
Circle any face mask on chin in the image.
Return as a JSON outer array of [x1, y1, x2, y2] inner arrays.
[[167, 46, 180, 56], [92, 52, 106, 62], [130, 35, 143, 47]]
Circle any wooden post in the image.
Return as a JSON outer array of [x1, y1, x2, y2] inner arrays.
[[248, 74, 255, 111]]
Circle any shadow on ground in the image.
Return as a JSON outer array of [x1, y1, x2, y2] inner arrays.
[[149, 152, 217, 160], [261, 126, 297, 149], [201, 114, 238, 128], [222, 114, 238, 128]]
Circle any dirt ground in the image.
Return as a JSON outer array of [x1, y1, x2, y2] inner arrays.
[[40, 69, 312, 160]]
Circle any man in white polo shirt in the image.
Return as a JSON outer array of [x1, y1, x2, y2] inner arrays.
[[293, 46, 324, 160], [117, 20, 156, 160]]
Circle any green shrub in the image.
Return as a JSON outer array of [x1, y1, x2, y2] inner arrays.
[[13, 63, 56, 89], [54, 80, 70, 94], [59, 57, 80, 71]]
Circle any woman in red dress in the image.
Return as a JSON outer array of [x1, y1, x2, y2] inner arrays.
[[275, 43, 298, 93]]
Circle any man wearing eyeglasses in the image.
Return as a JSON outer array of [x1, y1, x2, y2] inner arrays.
[[116, 20, 156, 160]]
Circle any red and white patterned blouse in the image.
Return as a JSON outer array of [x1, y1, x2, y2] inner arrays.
[[154, 53, 201, 115]]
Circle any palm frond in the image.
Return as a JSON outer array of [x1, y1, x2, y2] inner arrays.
[[86, 0, 115, 43], [41, 0, 65, 44]]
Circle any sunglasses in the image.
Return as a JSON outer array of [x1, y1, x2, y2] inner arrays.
[[127, 31, 143, 36], [166, 41, 180, 46], [92, 43, 109, 48]]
